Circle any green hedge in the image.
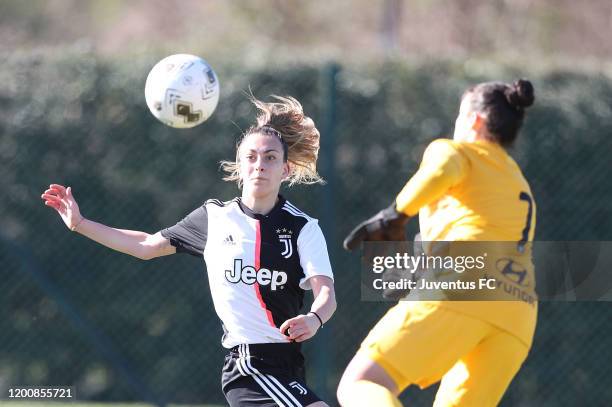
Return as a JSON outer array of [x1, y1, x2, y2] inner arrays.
[[1, 50, 611, 405]]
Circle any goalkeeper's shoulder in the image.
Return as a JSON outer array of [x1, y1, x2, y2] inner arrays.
[[421, 138, 470, 179], [424, 138, 464, 157]]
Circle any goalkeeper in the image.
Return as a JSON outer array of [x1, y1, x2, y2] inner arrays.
[[337, 79, 537, 407]]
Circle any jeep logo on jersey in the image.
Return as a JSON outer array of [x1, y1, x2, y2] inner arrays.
[[225, 259, 288, 290], [276, 228, 293, 258]]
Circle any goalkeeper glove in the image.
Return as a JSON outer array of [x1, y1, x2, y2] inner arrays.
[[343, 203, 409, 251]]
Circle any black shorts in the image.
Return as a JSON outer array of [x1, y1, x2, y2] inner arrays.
[[222, 342, 321, 407]]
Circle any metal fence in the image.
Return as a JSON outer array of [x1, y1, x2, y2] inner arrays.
[[1, 52, 612, 406]]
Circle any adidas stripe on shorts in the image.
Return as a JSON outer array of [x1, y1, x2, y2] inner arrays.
[[222, 343, 321, 407]]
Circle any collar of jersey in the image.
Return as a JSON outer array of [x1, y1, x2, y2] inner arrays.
[[237, 195, 286, 220]]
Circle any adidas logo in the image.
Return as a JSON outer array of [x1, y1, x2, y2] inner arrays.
[[223, 235, 236, 245]]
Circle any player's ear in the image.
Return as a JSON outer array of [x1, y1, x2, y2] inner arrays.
[[469, 111, 485, 132], [282, 162, 291, 180]]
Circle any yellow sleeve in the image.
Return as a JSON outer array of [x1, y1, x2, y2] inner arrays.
[[395, 139, 469, 216]]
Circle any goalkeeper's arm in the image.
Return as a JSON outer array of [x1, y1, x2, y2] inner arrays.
[[343, 140, 468, 251]]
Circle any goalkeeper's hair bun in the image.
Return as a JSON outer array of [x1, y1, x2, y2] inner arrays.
[[221, 95, 324, 187], [505, 79, 535, 110], [463, 79, 536, 147]]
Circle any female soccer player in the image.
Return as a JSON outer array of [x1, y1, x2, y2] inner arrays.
[[338, 80, 536, 407], [42, 96, 336, 407]]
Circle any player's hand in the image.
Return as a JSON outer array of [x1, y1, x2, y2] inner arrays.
[[343, 203, 409, 251], [279, 314, 320, 342], [41, 184, 84, 231]]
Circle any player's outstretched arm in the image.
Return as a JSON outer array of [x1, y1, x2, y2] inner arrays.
[[343, 203, 409, 251], [279, 275, 336, 343], [41, 183, 175, 260]]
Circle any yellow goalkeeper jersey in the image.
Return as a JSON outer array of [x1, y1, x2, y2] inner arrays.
[[395, 138, 537, 347]]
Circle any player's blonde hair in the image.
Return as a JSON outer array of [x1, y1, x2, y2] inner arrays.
[[221, 95, 324, 187]]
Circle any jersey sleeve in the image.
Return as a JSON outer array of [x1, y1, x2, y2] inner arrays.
[[160, 205, 208, 257], [395, 139, 469, 216], [296, 220, 334, 290]]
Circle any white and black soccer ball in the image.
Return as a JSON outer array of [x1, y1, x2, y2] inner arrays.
[[145, 54, 220, 128]]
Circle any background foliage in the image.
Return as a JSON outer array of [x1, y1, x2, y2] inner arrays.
[[1, 48, 612, 406]]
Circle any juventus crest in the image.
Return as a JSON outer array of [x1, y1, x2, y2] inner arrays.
[[276, 228, 293, 258]]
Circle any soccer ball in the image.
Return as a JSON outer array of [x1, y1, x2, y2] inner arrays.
[[144, 54, 220, 129]]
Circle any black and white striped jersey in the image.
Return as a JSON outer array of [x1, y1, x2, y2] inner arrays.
[[161, 195, 333, 348]]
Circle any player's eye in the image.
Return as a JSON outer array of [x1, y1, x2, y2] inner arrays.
[[266, 155, 276, 161]]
